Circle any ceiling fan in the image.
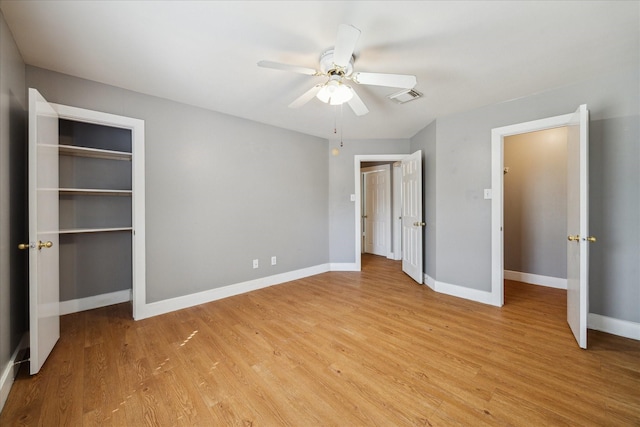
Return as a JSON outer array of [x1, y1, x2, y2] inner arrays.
[[258, 24, 417, 116]]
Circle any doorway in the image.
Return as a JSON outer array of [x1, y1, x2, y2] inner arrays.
[[491, 105, 590, 348], [354, 155, 406, 271], [490, 112, 575, 306], [354, 151, 424, 285], [503, 127, 568, 300], [53, 103, 146, 320]]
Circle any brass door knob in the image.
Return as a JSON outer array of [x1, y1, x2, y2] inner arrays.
[[567, 235, 580, 242], [18, 243, 30, 250], [586, 236, 597, 243], [38, 241, 53, 249], [414, 222, 426, 227]]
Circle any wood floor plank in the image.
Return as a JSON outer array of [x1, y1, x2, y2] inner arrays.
[[82, 341, 127, 420], [1, 254, 639, 426], [0, 368, 48, 426]]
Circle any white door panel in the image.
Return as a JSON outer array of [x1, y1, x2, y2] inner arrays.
[[364, 170, 389, 256], [28, 88, 60, 374], [402, 151, 423, 283], [567, 104, 589, 349]]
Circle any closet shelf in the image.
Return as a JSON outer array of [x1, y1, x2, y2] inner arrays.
[[58, 144, 132, 161], [59, 188, 132, 196], [59, 227, 133, 235]]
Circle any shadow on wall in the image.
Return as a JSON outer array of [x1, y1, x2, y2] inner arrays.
[[8, 90, 28, 349]]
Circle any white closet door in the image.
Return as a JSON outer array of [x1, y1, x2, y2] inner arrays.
[[26, 88, 60, 374], [566, 104, 590, 349]]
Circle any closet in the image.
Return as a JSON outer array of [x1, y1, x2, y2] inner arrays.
[[26, 89, 145, 374], [58, 119, 134, 305], [50, 101, 145, 318]]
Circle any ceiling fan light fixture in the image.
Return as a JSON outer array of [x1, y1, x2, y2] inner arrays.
[[317, 78, 353, 105], [316, 86, 331, 103]]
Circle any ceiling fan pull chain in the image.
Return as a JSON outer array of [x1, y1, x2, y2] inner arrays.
[[340, 104, 344, 147]]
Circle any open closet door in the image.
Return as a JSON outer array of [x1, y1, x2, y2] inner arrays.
[[566, 104, 590, 349], [24, 88, 60, 374], [401, 150, 423, 283]]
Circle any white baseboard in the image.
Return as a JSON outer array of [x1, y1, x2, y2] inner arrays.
[[435, 279, 495, 306], [424, 273, 436, 291], [504, 270, 567, 289], [422, 274, 496, 306], [588, 313, 640, 341], [330, 263, 358, 271], [135, 263, 330, 320], [0, 333, 28, 413], [60, 289, 132, 315]]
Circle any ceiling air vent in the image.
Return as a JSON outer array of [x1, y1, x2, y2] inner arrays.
[[387, 89, 423, 104]]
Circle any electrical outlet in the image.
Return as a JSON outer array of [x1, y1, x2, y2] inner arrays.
[[271, 256, 277, 266], [253, 259, 259, 269]]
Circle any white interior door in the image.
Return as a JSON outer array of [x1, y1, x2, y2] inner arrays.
[[363, 168, 389, 256], [401, 150, 423, 283], [27, 88, 60, 374], [566, 104, 589, 349]]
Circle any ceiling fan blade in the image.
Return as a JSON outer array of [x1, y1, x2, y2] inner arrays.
[[333, 24, 361, 68], [352, 72, 417, 89], [347, 88, 369, 116], [258, 60, 318, 76], [288, 84, 323, 108]]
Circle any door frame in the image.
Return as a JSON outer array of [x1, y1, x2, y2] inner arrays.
[[392, 162, 402, 261], [51, 103, 146, 319], [490, 112, 573, 306], [354, 155, 406, 271]]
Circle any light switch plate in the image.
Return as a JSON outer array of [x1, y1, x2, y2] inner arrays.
[[484, 189, 492, 199]]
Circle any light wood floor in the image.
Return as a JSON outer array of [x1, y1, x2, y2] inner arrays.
[[2, 255, 639, 426]]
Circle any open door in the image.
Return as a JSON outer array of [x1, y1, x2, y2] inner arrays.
[[401, 150, 423, 283], [22, 88, 60, 374], [566, 104, 590, 349]]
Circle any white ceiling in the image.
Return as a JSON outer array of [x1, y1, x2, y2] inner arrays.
[[1, 1, 638, 140]]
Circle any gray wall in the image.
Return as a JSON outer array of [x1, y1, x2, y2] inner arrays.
[[0, 9, 27, 383], [27, 66, 329, 303], [504, 128, 567, 279], [589, 114, 640, 321], [328, 138, 410, 263], [410, 65, 640, 323]]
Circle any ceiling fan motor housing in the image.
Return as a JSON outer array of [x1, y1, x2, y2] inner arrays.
[[319, 49, 354, 77]]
